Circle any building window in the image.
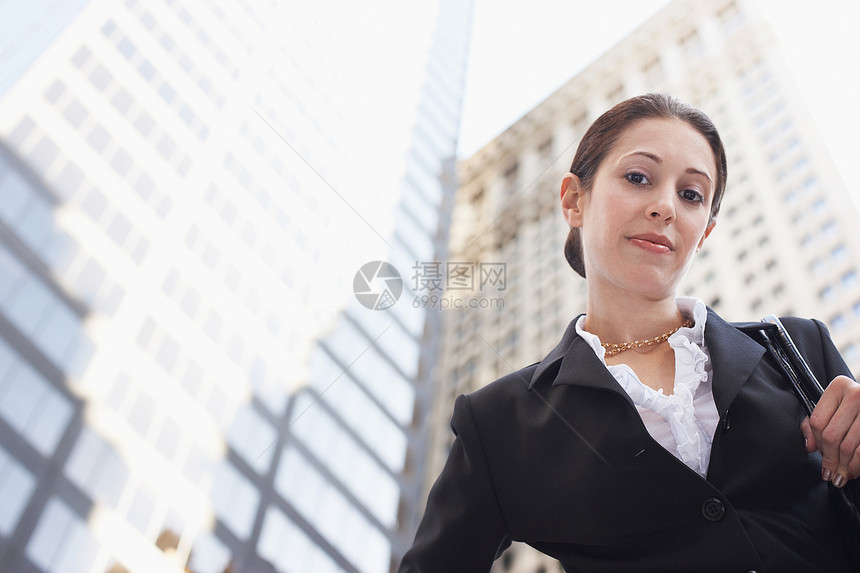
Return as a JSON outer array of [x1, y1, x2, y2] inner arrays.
[[831, 314, 847, 331], [26, 497, 99, 572], [572, 111, 588, 134], [538, 136, 553, 160], [0, 350, 73, 455], [86, 124, 111, 153], [718, 1, 743, 32], [503, 162, 519, 192], [0, 447, 36, 535], [210, 461, 259, 539], [187, 530, 232, 573], [680, 29, 703, 54], [275, 446, 391, 573], [65, 427, 129, 507], [810, 259, 826, 275], [44, 79, 66, 104], [0, 245, 93, 375], [30, 136, 61, 174], [88, 63, 113, 92], [128, 388, 157, 436], [72, 45, 92, 68], [832, 244, 848, 262], [257, 506, 340, 573], [125, 484, 157, 534], [643, 56, 662, 81]]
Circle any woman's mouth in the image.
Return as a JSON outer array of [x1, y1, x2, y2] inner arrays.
[[628, 234, 674, 254]]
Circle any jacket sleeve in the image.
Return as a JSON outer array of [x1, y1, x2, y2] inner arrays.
[[398, 394, 511, 572]]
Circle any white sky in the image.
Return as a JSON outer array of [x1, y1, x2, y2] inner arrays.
[[458, 0, 860, 203]]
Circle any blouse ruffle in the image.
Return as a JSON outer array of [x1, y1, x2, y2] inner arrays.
[[576, 298, 717, 476]]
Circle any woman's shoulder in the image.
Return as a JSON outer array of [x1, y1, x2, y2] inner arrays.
[[728, 313, 826, 338], [466, 361, 541, 405], [731, 313, 850, 381], [452, 362, 543, 427], [775, 315, 828, 332], [731, 314, 830, 345], [463, 317, 583, 409]]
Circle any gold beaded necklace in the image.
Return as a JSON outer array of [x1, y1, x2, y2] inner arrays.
[[601, 319, 694, 357]]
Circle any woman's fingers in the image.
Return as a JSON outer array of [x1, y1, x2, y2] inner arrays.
[[808, 376, 860, 487], [800, 417, 817, 452]]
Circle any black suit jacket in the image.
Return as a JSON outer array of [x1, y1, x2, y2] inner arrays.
[[399, 310, 856, 572]]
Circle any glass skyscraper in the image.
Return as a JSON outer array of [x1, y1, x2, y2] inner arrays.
[[0, 1, 472, 571]]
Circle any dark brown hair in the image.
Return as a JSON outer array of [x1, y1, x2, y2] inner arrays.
[[564, 93, 727, 277]]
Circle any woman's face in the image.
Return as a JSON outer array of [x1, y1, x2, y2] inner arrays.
[[561, 118, 717, 300]]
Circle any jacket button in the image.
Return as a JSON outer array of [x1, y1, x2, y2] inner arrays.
[[701, 497, 725, 522]]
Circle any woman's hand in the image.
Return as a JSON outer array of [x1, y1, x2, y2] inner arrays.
[[801, 375, 860, 487]]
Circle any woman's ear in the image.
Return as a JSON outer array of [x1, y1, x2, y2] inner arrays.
[[561, 173, 587, 228], [696, 219, 717, 251]]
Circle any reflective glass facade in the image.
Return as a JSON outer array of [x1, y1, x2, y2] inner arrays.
[[0, 1, 472, 571]]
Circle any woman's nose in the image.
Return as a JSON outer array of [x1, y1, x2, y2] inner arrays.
[[647, 188, 676, 221]]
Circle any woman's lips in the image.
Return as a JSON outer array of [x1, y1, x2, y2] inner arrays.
[[628, 235, 673, 254]]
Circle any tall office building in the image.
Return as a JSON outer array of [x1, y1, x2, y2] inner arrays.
[[0, 1, 471, 572], [428, 0, 860, 570]]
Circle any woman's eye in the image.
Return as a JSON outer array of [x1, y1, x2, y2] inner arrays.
[[624, 172, 649, 185], [680, 189, 704, 203]]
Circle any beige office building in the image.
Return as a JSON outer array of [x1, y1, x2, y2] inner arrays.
[[424, 0, 860, 570]]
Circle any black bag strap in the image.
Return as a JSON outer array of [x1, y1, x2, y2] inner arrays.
[[735, 315, 860, 558], [734, 315, 821, 414]]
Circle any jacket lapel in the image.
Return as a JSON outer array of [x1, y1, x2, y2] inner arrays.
[[704, 308, 767, 416], [531, 308, 767, 417], [530, 316, 579, 386], [530, 314, 634, 408]]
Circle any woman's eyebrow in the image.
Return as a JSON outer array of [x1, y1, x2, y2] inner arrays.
[[622, 151, 712, 183], [622, 150, 661, 163], [686, 167, 712, 183]]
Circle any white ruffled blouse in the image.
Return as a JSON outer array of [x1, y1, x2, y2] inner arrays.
[[575, 297, 719, 477]]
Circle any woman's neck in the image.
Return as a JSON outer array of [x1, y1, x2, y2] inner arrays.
[[583, 288, 685, 345]]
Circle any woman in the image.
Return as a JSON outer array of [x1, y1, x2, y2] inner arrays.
[[398, 93, 859, 572]]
